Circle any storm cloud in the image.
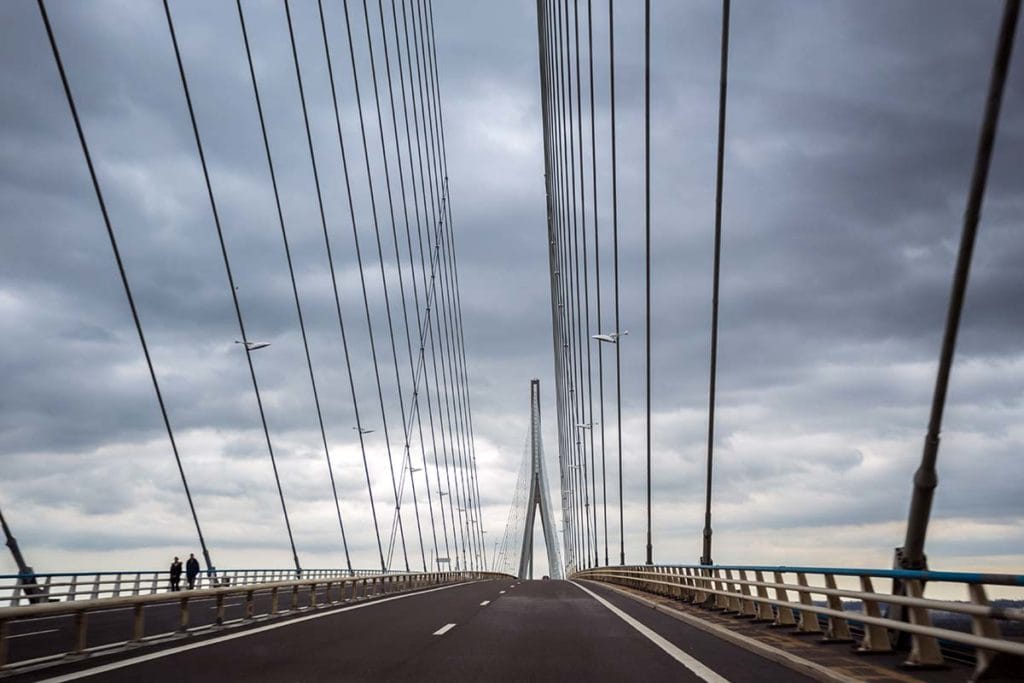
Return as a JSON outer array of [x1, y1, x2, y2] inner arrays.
[[0, 0, 1021, 577]]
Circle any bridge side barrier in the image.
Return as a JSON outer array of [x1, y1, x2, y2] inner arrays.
[[573, 565, 1024, 680], [0, 571, 510, 672], [0, 568, 397, 607]]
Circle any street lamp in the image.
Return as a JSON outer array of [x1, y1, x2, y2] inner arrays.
[[576, 422, 597, 429], [235, 340, 270, 350], [353, 427, 374, 435], [592, 331, 628, 343]]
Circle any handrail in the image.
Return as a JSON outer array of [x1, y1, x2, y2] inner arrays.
[[0, 571, 511, 672], [0, 567, 398, 607], [573, 564, 1024, 681], [0, 568, 387, 580], [656, 564, 1024, 587]]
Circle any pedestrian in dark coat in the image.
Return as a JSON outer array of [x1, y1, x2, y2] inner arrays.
[[169, 557, 183, 591], [185, 553, 201, 590]]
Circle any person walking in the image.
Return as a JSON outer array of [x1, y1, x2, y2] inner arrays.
[[185, 553, 200, 590], [169, 556, 183, 591]]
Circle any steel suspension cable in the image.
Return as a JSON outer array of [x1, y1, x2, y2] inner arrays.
[[39, 0, 217, 576], [643, 0, 653, 566], [573, 0, 600, 569], [356, 0, 427, 573], [701, 0, 730, 568], [317, 0, 387, 573], [549, 0, 574, 568], [399, 0, 454, 567], [537, 0, 573, 573], [239, 0, 340, 578], [586, 0, 608, 568], [283, 0, 355, 575], [424, 0, 488, 569], [412, 0, 474, 569], [899, 0, 1020, 570], [417, 0, 478, 569], [339, 0, 411, 572], [554, 0, 581, 572], [378, 0, 441, 569], [407, 0, 465, 569], [607, 0, 624, 567], [548, 0, 576, 572], [564, 0, 593, 569], [356, 0, 428, 573]]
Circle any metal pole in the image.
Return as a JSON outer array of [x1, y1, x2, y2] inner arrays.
[[701, 0, 730, 568], [643, 0, 653, 567], [897, 0, 1019, 571], [1, 508, 32, 578]]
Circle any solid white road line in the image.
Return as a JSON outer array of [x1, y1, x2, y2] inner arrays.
[[8, 629, 59, 639], [37, 582, 472, 683], [480, 600, 490, 606], [571, 581, 730, 683], [433, 623, 456, 636]]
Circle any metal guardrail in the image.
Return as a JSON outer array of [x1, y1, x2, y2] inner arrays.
[[0, 567, 392, 607], [0, 570, 509, 672], [573, 564, 1024, 680]]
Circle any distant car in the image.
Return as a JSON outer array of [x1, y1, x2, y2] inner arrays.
[[542, 575, 550, 580]]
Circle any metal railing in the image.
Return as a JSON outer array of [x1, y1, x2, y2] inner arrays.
[[573, 564, 1024, 679], [0, 570, 509, 672], [1, 567, 392, 607]]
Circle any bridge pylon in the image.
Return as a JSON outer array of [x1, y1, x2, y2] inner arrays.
[[518, 379, 562, 580]]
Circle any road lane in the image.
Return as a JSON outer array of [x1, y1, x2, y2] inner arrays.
[[28, 580, 508, 682], [25, 579, 815, 682]]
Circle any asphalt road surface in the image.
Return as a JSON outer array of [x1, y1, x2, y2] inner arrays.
[[21, 579, 815, 682]]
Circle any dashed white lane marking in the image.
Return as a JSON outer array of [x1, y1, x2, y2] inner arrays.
[[433, 623, 456, 636], [208, 601, 244, 610], [499, 590, 506, 594], [37, 581, 471, 683], [8, 629, 59, 639], [571, 581, 730, 683], [480, 600, 490, 606]]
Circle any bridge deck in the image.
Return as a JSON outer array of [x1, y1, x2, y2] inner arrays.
[[15, 579, 814, 682], [9, 579, 979, 682]]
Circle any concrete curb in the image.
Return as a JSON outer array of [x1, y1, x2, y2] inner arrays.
[[581, 580, 861, 683]]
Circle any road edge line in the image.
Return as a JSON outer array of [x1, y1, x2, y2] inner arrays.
[[35, 581, 477, 683], [570, 581, 729, 683], [578, 580, 859, 683]]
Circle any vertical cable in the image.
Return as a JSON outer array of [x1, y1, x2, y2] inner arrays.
[[399, 0, 454, 568], [409, 0, 466, 568], [379, 0, 440, 570], [238, 0, 333, 578], [898, 0, 1020, 570], [318, 0, 387, 573], [572, 0, 599, 569], [586, 0, 608, 568], [39, 0, 218, 576], [607, 0, 624, 567], [340, 0, 411, 571], [701, 0, 730, 568], [421, 0, 481, 568], [282, 0, 355, 575], [424, 0, 488, 571], [643, 0, 653, 567], [356, 0, 427, 573]]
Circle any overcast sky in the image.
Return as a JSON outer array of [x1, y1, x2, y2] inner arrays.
[[1, 0, 1021, 580]]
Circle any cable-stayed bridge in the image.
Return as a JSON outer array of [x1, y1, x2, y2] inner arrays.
[[1, 0, 1022, 681]]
